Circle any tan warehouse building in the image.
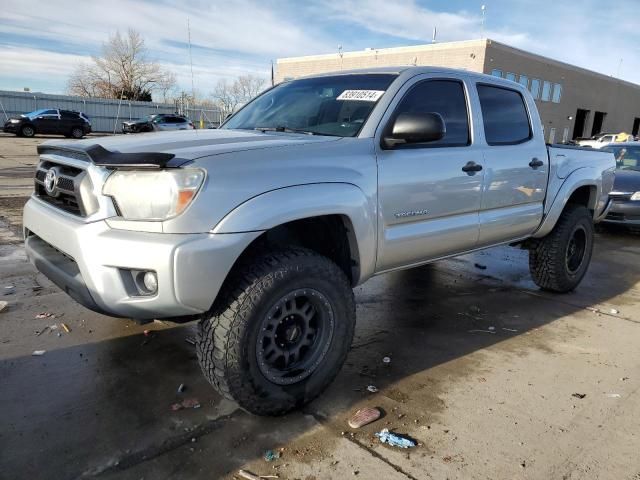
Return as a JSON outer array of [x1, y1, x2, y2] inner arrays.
[[276, 39, 640, 143]]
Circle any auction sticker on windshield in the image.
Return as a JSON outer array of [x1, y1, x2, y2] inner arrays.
[[337, 90, 385, 101]]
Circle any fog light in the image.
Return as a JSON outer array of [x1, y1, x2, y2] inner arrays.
[[143, 271, 158, 293]]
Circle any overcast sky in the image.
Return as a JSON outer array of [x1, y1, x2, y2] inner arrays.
[[1, 0, 638, 96]]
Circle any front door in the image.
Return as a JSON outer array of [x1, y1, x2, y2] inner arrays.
[[474, 84, 548, 246], [376, 77, 483, 272], [33, 109, 60, 134]]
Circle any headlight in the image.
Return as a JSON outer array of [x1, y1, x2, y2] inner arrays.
[[10, 119, 20, 123], [631, 192, 640, 201], [103, 169, 205, 220]]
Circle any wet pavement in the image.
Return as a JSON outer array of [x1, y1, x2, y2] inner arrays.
[[1, 135, 640, 479]]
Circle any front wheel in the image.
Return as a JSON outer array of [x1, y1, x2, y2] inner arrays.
[[196, 248, 356, 415], [529, 204, 594, 292], [20, 125, 35, 137]]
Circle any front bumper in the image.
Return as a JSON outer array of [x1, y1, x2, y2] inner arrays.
[[602, 200, 640, 225], [23, 197, 260, 320], [3, 122, 19, 133]]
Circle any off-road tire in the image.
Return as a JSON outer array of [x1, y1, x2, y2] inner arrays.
[[20, 125, 35, 137], [529, 204, 594, 292], [70, 127, 84, 139], [196, 248, 356, 415]]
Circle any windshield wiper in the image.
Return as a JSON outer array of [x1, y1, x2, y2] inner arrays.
[[254, 126, 316, 135]]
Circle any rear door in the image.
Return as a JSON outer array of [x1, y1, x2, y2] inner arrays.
[[375, 74, 484, 272], [59, 110, 78, 135], [475, 84, 548, 246]]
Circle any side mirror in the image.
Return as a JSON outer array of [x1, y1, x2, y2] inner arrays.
[[382, 112, 446, 149]]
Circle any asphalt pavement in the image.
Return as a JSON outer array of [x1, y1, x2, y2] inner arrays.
[[1, 134, 639, 480]]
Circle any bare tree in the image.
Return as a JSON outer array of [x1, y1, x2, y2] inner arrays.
[[67, 29, 176, 101], [210, 74, 267, 117]]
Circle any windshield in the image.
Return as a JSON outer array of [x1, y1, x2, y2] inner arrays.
[[603, 146, 640, 171], [222, 74, 397, 137]]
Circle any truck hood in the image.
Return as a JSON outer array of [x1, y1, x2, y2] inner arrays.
[[613, 169, 640, 192], [42, 129, 342, 164]]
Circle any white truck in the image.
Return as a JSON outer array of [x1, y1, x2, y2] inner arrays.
[[24, 67, 615, 414]]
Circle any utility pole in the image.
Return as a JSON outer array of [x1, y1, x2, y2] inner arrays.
[[432, 26, 437, 43], [481, 5, 486, 39], [338, 45, 344, 70]]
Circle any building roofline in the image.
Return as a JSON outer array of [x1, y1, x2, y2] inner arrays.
[[278, 37, 640, 90], [277, 39, 488, 64], [485, 39, 640, 90]]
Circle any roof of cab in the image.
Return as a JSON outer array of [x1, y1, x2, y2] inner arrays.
[[297, 66, 523, 88]]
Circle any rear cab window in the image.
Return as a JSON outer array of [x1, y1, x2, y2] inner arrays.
[[389, 79, 470, 147], [477, 84, 532, 145]]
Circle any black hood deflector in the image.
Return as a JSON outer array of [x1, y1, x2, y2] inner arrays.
[[37, 144, 177, 169]]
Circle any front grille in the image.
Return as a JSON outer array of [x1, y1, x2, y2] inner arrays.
[[609, 193, 632, 201], [606, 212, 625, 221], [34, 160, 86, 216]]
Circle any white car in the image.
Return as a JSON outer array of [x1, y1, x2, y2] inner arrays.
[[578, 133, 633, 149]]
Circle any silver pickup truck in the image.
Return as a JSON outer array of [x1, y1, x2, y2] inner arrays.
[[23, 67, 615, 415]]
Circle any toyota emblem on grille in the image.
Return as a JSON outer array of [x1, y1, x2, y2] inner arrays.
[[44, 168, 58, 195]]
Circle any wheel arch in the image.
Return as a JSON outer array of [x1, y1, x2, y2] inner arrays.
[[533, 170, 601, 239], [213, 183, 377, 285]]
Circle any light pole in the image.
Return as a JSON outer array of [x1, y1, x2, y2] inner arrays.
[[481, 5, 486, 39]]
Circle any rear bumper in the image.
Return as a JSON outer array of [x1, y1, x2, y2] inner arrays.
[[23, 197, 260, 320], [602, 200, 640, 225]]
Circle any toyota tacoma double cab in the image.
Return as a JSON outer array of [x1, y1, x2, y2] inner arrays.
[[23, 67, 615, 415]]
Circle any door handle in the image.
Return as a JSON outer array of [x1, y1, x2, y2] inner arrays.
[[529, 158, 544, 168], [461, 161, 483, 173]]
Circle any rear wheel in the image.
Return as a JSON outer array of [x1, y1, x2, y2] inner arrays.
[[196, 248, 356, 415], [70, 127, 84, 139], [20, 125, 35, 137], [529, 204, 594, 292]]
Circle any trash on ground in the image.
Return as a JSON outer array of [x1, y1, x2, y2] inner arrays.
[[3, 286, 15, 295], [143, 329, 151, 336], [620, 377, 629, 381], [32, 350, 46, 356], [171, 398, 201, 411], [367, 385, 378, 393], [502, 327, 518, 332], [610, 308, 619, 315], [263, 449, 281, 462], [488, 326, 496, 331], [348, 407, 381, 428], [35, 326, 50, 336], [382, 356, 391, 364], [474, 263, 487, 270], [468, 329, 495, 334], [0, 300, 8, 313], [177, 383, 186, 393], [605, 393, 621, 398], [572, 393, 586, 399], [60, 323, 71, 333], [375, 428, 416, 448], [185, 336, 196, 345], [238, 470, 278, 480], [35, 312, 54, 319]]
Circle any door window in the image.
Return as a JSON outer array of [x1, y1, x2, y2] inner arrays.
[[477, 84, 532, 145], [390, 79, 470, 147]]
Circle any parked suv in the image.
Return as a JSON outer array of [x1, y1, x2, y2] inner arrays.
[[24, 67, 615, 415], [122, 114, 194, 133], [3, 109, 91, 138]]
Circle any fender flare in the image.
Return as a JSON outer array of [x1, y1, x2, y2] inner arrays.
[[533, 168, 601, 238], [212, 183, 377, 284]]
